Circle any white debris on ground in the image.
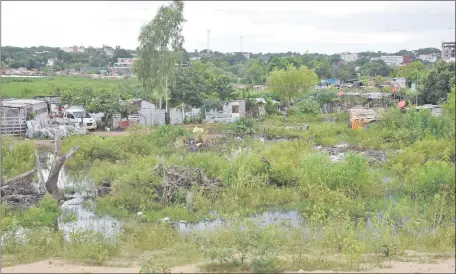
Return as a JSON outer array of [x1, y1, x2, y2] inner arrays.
[[26, 120, 87, 139], [192, 127, 204, 134]]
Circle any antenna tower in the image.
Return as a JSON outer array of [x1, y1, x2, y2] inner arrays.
[[207, 30, 210, 52], [240, 36, 243, 54]]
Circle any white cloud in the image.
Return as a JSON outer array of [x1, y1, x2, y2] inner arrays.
[[1, 1, 455, 54]]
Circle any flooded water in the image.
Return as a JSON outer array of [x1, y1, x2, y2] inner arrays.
[[34, 149, 412, 240], [314, 143, 388, 164], [175, 210, 305, 234], [39, 151, 121, 238]]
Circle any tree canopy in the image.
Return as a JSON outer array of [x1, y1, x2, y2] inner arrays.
[[134, 0, 185, 111], [267, 64, 319, 104], [421, 60, 455, 104]]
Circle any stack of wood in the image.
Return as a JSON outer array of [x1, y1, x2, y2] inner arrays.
[[153, 164, 224, 203], [1, 169, 44, 208]]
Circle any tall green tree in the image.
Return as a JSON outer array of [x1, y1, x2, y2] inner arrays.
[[134, 0, 185, 111], [267, 56, 290, 72], [421, 60, 455, 104], [389, 60, 427, 87], [359, 60, 391, 77], [310, 58, 331, 79], [244, 59, 267, 85], [331, 63, 357, 82], [267, 65, 318, 105], [171, 61, 234, 107]]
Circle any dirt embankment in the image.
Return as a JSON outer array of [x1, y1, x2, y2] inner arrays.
[[2, 257, 455, 273]]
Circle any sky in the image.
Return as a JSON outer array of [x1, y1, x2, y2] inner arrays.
[[1, 1, 455, 54]]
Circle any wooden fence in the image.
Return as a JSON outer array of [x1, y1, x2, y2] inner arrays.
[[204, 110, 232, 123], [0, 116, 27, 136]]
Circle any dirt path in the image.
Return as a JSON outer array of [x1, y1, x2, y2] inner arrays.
[[2, 257, 454, 273], [91, 130, 130, 137], [32, 130, 129, 149]]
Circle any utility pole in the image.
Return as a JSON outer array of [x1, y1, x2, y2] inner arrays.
[[240, 36, 243, 54], [207, 30, 210, 53], [416, 72, 419, 105]]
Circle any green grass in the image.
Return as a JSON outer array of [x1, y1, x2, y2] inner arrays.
[[1, 106, 454, 271], [1, 76, 136, 98]]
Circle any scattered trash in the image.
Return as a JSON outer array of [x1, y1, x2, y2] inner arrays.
[[26, 120, 87, 139], [137, 212, 143, 216], [161, 217, 171, 222], [192, 127, 204, 134], [284, 125, 309, 131]]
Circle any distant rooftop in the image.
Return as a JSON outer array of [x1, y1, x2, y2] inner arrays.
[[1, 99, 46, 108]]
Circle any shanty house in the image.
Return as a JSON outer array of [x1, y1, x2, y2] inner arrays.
[[128, 99, 158, 126], [223, 100, 246, 121], [1, 99, 49, 136]]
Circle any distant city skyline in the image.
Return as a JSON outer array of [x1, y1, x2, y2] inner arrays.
[[2, 1, 455, 55]]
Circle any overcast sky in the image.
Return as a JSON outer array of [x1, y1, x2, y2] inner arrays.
[[1, 1, 455, 54]]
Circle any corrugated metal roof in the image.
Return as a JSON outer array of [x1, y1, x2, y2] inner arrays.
[[1, 99, 47, 108]]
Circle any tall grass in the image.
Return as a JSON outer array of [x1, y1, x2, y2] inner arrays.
[[1, 105, 454, 270]]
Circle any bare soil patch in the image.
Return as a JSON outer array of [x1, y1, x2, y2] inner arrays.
[[91, 130, 130, 137], [3, 257, 454, 273]]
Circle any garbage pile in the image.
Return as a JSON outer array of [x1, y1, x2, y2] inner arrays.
[[26, 121, 87, 139]]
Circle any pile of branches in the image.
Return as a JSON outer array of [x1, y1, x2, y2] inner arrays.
[[1, 131, 79, 208], [1, 169, 44, 208], [153, 164, 224, 203]]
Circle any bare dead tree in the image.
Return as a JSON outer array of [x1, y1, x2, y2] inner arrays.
[[1, 131, 79, 208], [45, 130, 78, 202], [34, 148, 46, 194]]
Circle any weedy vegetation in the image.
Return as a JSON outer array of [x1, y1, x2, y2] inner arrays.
[[1, 98, 455, 272]]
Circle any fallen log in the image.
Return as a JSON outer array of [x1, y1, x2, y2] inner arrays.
[[2, 169, 37, 187]]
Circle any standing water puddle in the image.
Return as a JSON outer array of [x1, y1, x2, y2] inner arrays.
[[175, 210, 305, 234], [39, 151, 121, 238]]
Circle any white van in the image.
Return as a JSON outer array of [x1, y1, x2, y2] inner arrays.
[[55, 106, 97, 130]]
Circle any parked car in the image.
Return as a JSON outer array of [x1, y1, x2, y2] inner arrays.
[[54, 106, 97, 130]]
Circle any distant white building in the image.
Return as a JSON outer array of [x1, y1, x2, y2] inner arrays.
[[114, 58, 137, 67], [104, 48, 115, 56], [418, 54, 438, 63], [101, 45, 115, 56], [388, 77, 407, 89], [47, 58, 55, 67], [60, 46, 85, 53], [441, 41, 455, 61], [340, 52, 358, 62], [371, 56, 403, 67], [189, 56, 201, 61]]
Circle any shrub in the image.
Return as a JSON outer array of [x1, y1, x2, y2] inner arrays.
[[375, 108, 454, 145], [230, 117, 255, 134], [296, 99, 321, 114], [1, 141, 35, 181]]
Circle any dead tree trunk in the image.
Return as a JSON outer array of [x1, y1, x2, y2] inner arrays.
[[45, 131, 78, 202], [34, 148, 46, 194], [1, 132, 79, 208]]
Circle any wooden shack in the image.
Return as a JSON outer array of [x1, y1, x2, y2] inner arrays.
[[348, 107, 384, 129], [1, 99, 49, 136]]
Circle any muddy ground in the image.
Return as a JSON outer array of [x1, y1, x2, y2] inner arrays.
[[314, 143, 389, 164]]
